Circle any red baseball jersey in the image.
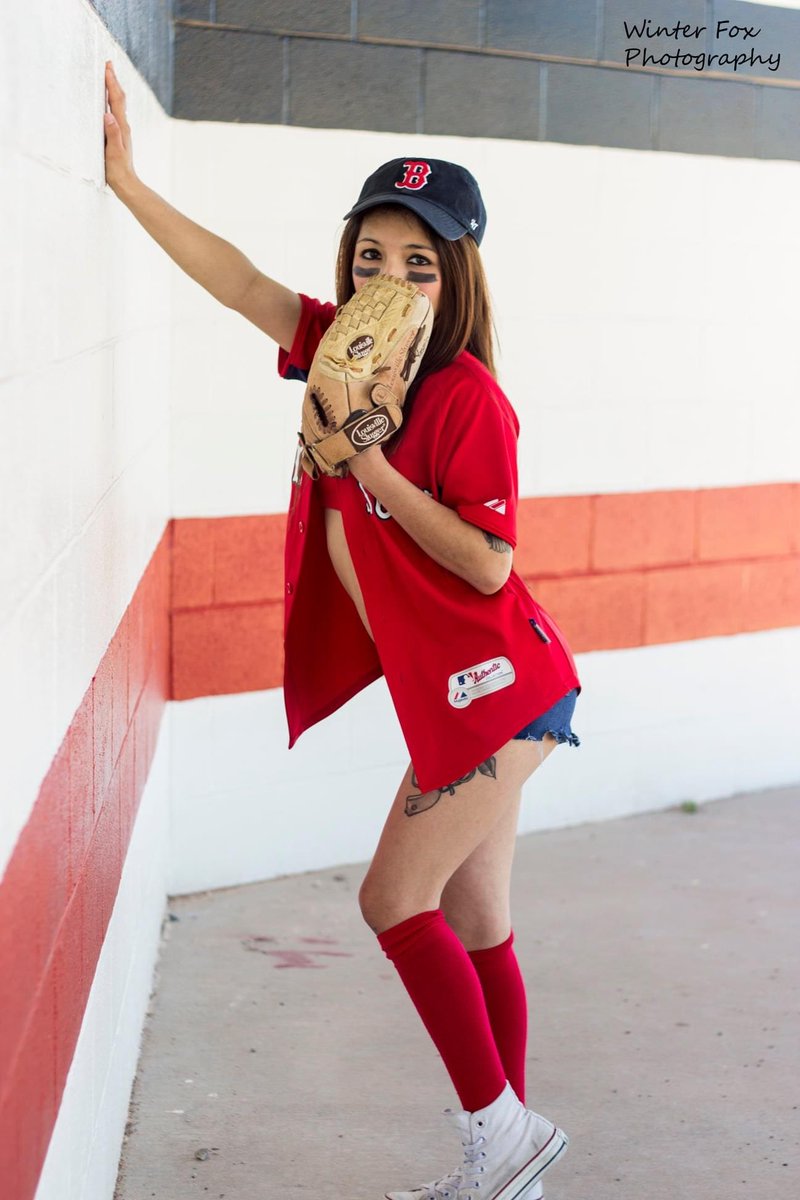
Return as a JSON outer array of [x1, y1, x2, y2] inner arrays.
[[279, 293, 581, 793]]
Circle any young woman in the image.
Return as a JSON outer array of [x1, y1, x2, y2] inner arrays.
[[104, 59, 581, 1200]]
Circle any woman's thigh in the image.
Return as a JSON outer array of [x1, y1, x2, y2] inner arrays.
[[438, 782, 524, 950], [359, 734, 557, 935]]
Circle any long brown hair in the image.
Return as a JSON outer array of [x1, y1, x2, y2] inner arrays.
[[334, 204, 498, 456]]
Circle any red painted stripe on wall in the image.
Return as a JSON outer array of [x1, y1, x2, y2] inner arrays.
[[0, 529, 171, 1200], [171, 514, 287, 697], [171, 483, 800, 699]]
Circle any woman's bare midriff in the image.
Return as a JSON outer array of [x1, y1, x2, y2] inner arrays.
[[323, 507, 375, 641]]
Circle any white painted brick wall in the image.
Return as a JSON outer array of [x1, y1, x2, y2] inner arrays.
[[0, 6, 172, 875], [169, 125, 800, 513]]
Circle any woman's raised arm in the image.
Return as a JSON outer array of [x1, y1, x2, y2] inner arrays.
[[102, 60, 301, 351]]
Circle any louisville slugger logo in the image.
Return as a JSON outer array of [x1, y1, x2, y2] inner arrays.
[[351, 413, 391, 446], [347, 335, 374, 360], [395, 161, 431, 191]]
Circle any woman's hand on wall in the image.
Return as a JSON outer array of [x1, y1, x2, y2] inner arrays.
[[97, 64, 297, 327], [103, 61, 137, 195]]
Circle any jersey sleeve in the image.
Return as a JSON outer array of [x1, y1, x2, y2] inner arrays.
[[436, 376, 520, 549], [277, 293, 339, 383]]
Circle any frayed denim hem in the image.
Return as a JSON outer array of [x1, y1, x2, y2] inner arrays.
[[518, 728, 581, 747], [512, 686, 581, 745]]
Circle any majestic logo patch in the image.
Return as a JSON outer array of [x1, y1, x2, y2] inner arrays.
[[347, 334, 374, 360], [395, 161, 432, 191], [448, 656, 515, 709], [351, 412, 390, 446], [484, 498, 507, 515]]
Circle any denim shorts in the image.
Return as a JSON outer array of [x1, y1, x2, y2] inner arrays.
[[512, 687, 581, 747]]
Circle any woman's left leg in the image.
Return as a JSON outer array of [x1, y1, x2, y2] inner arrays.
[[440, 781, 530, 1108], [359, 735, 555, 1113]]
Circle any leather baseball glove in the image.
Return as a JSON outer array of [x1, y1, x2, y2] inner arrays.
[[296, 274, 433, 479]]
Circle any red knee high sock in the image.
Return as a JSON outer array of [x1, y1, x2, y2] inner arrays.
[[377, 909, 507, 1113], [468, 930, 528, 1105]]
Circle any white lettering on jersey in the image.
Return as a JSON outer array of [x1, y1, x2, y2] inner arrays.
[[448, 656, 516, 708], [359, 483, 434, 520], [357, 480, 373, 514]]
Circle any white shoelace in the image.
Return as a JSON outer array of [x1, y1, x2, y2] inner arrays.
[[426, 1169, 462, 1199], [435, 1136, 486, 1197]]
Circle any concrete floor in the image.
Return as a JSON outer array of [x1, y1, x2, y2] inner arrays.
[[114, 785, 799, 1200]]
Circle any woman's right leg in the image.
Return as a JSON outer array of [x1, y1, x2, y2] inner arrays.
[[361, 734, 557, 1115], [383, 740, 559, 1200]]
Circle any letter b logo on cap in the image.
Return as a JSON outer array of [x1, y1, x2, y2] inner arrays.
[[395, 161, 431, 191]]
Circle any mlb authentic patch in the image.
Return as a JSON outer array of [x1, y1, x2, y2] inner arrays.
[[448, 656, 515, 708]]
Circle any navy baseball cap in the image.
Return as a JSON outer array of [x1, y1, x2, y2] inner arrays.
[[343, 158, 487, 246]]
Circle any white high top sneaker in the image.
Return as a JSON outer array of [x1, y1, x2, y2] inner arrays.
[[384, 1079, 563, 1200], [437, 1080, 567, 1200]]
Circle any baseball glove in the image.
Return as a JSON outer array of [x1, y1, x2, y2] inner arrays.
[[296, 274, 433, 479]]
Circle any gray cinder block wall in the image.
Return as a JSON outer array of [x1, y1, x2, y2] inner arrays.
[[97, 1, 800, 161]]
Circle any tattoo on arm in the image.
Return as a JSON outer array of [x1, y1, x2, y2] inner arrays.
[[404, 758, 497, 816], [482, 530, 512, 554]]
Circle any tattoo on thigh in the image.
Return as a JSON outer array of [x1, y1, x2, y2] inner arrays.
[[404, 757, 497, 816], [482, 530, 512, 554]]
